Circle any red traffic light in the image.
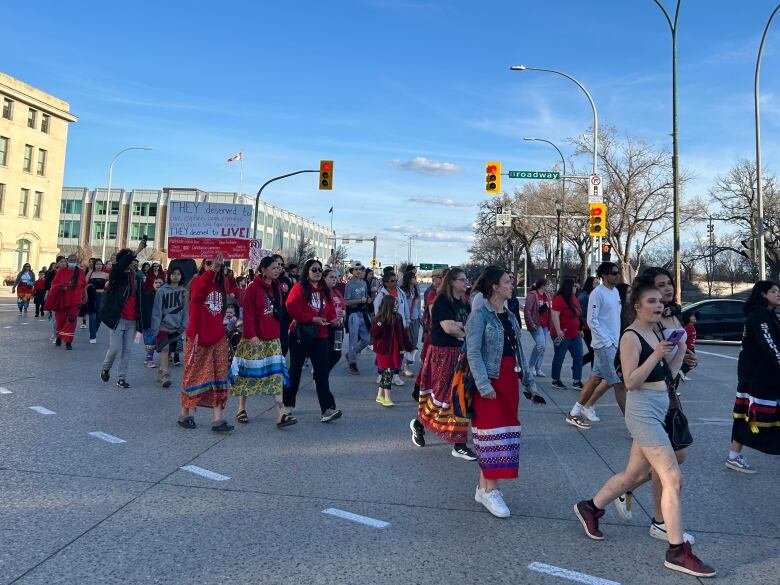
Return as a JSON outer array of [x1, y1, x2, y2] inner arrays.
[[321, 162, 332, 171], [486, 164, 497, 173], [592, 208, 603, 216]]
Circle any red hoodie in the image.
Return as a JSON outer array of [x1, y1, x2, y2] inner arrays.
[[286, 281, 336, 340], [186, 271, 226, 347], [44, 267, 86, 310], [242, 278, 281, 341]]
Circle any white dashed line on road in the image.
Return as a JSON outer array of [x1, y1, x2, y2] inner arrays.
[[696, 350, 738, 361], [528, 562, 620, 585], [180, 464, 230, 481], [3, 326, 11, 329], [88, 431, 126, 444], [0, 387, 12, 394], [322, 508, 389, 528], [29, 406, 56, 415]]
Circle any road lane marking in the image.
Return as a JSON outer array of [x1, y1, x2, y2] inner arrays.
[[528, 563, 620, 585], [180, 464, 230, 481], [3, 326, 11, 329], [29, 406, 56, 415], [88, 431, 126, 444], [322, 508, 389, 528], [696, 350, 738, 361], [698, 417, 732, 425], [0, 387, 12, 394]]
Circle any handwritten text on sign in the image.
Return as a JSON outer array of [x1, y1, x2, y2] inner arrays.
[[168, 202, 253, 259]]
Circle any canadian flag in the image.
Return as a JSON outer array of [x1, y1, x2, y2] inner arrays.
[[227, 151, 243, 163]]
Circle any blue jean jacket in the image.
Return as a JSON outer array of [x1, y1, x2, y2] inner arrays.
[[465, 302, 536, 397]]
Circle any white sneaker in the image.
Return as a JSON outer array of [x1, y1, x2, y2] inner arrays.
[[681, 374, 691, 382], [474, 485, 484, 503], [392, 374, 405, 386], [649, 520, 695, 544], [480, 489, 510, 518], [535, 370, 546, 378], [79, 323, 87, 329], [89, 339, 97, 344], [614, 492, 633, 521], [581, 406, 600, 422], [402, 368, 414, 378], [569, 403, 583, 417]]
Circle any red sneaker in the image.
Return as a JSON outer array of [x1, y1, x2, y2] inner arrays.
[[665, 543, 716, 578], [574, 501, 605, 540]]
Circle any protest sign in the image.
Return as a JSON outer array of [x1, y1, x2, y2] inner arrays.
[[167, 202, 252, 259], [248, 239, 272, 270]]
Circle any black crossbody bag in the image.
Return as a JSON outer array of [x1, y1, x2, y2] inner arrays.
[[656, 329, 694, 451]]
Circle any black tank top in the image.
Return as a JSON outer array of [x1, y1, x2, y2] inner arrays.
[[624, 328, 670, 383]]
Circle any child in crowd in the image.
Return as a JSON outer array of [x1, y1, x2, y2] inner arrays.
[[681, 312, 698, 382], [33, 271, 47, 317], [370, 295, 414, 407], [142, 277, 164, 368], [224, 304, 243, 363]]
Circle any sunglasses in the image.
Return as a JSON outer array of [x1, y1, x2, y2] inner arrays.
[[310, 267, 323, 273]]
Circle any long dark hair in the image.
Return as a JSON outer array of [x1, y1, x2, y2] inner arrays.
[[374, 294, 397, 325], [555, 277, 578, 315], [438, 267, 464, 301], [744, 280, 780, 315], [582, 276, 597, 294], [474, 266, 506, 300], [197, 259, 227, 313], [166, 267, 185, 286], [300, 258, 331, 303], [68, 256, 81, 289], [530, 277, 547, 292], [400, 271, 418, 298]]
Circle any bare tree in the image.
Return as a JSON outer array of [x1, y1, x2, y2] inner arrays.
[[572, 126, 700, 281]]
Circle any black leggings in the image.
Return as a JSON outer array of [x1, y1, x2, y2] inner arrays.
[[284, 337, 336, 414]]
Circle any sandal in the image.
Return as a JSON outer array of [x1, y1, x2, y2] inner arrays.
[[211, 421, 235, 433], [276, 414, 298, 429], [177, 416, 196, 429], [236, 410, 249, 424]]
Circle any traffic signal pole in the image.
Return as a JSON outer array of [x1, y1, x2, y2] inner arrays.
[[252, 170, 318, 238]]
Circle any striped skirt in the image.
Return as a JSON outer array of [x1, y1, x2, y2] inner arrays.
[[417, 345, 467, 443], [181, 336, 230, 410], [471, 356, 521, 480], [231, 338, 288, 397], [732, 384, 780, 455]]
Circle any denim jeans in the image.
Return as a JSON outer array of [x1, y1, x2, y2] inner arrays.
[[551, 336, 584, 382], [88, 293, 104, 340], [529, 327, 548, 373], [102, 318, 136, 379], [347, 312, 370, 365]]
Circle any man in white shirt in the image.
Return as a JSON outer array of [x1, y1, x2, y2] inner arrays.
[[565, 262, 626, 429]]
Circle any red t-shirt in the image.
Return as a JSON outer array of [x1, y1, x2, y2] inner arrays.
[[550, 294, 582, 339], [120, 273, 138, 322]]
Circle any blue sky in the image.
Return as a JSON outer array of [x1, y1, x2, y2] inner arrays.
[[5, 0, 780, 266]]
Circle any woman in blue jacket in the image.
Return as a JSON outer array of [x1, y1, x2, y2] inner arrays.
[[466, 267, 539, 519]]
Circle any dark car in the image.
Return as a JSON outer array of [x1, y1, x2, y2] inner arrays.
[[681, 299, 745, 342]]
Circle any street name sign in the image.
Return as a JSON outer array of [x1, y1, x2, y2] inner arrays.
[[508, 170, 560, 180]]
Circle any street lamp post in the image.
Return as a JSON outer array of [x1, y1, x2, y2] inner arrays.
[[754, 3, 780, 281], [252, 170, 319, 238], [653, 0, 683, 300], [511, 65, 599, 274], [101, 147, 153, 262], [525, 137, 566, 283]]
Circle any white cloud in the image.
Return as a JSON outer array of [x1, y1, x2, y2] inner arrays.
[[405, 196, 472, 208], [389, 157, 461, 176]]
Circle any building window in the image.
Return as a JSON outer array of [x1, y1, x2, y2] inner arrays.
[[95, 200, 120, 215], [27, 108, 37, 129], [19, 188, 29, 216], [37, 149, 46, 176], [0, 136, 8, 166], [33, 191, 43, 219], [58, 220, 80, 239], [1, 98, 11, 120], [0, 183, 5, 213], [93, 222, 118, 239], [130, 223, 156, 240], [41, 114, 50, 133], [60, 199, 83, 215], [15, 239, 31, 272], [23, 144, 33, 172], [132, 202, 157, 216]]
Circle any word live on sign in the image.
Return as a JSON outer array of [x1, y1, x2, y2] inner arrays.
[[167, 202, 253, 259]]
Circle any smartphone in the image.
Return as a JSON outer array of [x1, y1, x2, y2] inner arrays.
[[666, 328, 686, 345]]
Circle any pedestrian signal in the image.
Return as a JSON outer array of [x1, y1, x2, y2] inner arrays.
[[589, 202, 606, 236], [319, 160, 333, 190], [601, 243, 612, 261], [485, 161, 501, 194]]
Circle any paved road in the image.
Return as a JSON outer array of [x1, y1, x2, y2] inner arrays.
[[0, 293, 778, 585]]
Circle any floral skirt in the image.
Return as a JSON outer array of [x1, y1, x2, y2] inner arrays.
[[181, 337, 230, 410], [417, 345, 466, 443], [471, 356, 521, 479], [231, 338, 288, 397]]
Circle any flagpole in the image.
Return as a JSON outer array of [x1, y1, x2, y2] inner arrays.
[[239, 151, 244, 199]]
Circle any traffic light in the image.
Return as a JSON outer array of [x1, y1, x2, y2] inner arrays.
[[485, 161, 501, 194], [588, 202, 606, 236], [319, 160, 333, 190], [601, 243, 612, 261]]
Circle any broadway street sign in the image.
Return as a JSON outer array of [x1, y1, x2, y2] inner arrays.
[[508, 170, 560, 180]]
